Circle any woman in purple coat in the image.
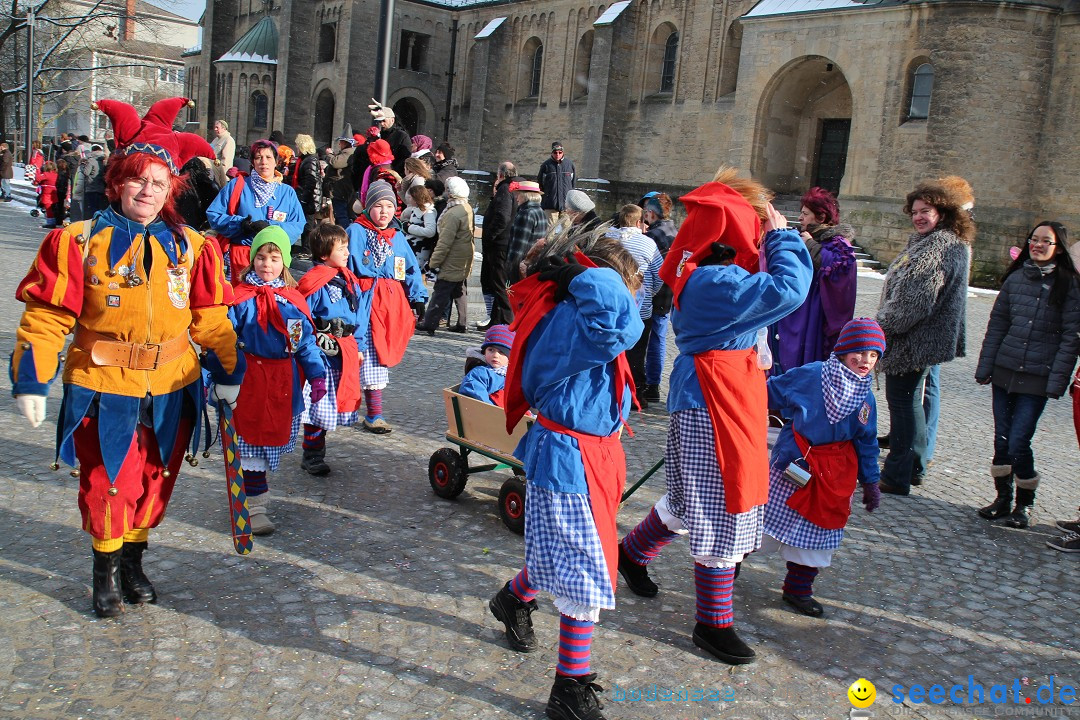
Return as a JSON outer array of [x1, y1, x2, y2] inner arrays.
[[777, 187, 857, 371]]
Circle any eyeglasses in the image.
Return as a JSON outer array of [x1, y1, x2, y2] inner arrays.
[[125, 176, 169, 194], [1028, 237, 1057, 247]]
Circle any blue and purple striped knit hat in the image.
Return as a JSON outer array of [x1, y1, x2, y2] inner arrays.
[[481, 325, 515, 354], [832, 317, 886, 356]]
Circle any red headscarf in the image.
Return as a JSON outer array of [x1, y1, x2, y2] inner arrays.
[[659, 182, 762, 309]]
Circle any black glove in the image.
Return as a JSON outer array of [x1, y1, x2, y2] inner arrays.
[[696, 242, 737, 267], [410, 300, 427, 315], [313, 317, 331, 333], [328, 318, 355, 337], [240, 217, 271, 237], [537, 255, 587, 301]]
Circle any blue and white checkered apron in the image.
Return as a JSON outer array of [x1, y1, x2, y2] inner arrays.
[[762, 464, 845, 550], [360, 332, 389, 390], [238, 413, 302, 472], [302, 358, 361, 431], [525, 484, 615, 610], [665, 408, 765, 558]]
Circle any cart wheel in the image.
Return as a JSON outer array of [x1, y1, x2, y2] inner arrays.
[[429, 448, 468, 499], [499, 477, 527, 535]]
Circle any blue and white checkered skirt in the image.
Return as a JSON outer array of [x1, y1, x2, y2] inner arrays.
[[665, 408, 765, 558], [763, 464, 846, 551], [360, 333, 389, 390], [237, 413, 302, 472], [302, 359, 361, 431], [525, 484, 615, 611]]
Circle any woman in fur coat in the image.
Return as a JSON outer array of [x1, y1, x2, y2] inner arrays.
[[876, 181, 973, 496]]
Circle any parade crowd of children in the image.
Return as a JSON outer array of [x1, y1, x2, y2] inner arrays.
[[11, 96, 1080, 720]]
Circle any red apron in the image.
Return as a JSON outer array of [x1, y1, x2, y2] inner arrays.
[[233, 356, 294, 446], [363, 277, 414, 367], [693, 347, 769, 514], [298, 266, 364, 413], [785, 429, 859, 531], [537, 415, 626, 594]]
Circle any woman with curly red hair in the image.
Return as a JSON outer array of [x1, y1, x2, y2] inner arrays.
[[11, 97, 245, 618], [777, 186, 857, 371]]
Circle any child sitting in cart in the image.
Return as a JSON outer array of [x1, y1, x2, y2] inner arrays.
[[459, 325, 514, 407], [758, 317, 884, 617]]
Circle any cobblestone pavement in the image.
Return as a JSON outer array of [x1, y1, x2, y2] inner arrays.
[[1, 199, 1077, 720]]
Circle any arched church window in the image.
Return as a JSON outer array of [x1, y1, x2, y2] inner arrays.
[[908, 63, 933, 120]]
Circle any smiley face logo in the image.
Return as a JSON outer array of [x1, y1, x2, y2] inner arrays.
[[848, 678, 876, 708]]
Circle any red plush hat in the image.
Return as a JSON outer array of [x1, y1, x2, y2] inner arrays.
[[92, 96, 214, 175], [367, 139, 393, 166], [659, 182, 762, 309]]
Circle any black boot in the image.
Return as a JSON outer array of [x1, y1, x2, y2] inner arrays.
[[301, 447, 332, 476], [617, 543, 658, 597], [1001, 486, 1036, 529], [644, 384, 661, 403], [92, 549, 124, 618], [488, 583, 538, 652], [692, 622, 756, 665], [546, 673, 606, 720], [978, 467, 1014, 520], [120, 541, 157, 604]]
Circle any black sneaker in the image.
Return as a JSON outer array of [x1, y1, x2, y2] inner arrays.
[[782, 592, 825, 617], [1056, 519, 1080, 533], [692, 622, 756, 665], [1047, 532, 1080, 553], [488, 583, 537, 652], [643, 384, 661, 403], [546, 673, 606, 720], [617, 543, 658, 597]]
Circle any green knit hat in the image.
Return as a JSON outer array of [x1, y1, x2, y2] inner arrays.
[[250, 225, 291, 267]]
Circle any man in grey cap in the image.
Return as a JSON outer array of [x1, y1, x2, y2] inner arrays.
[[371, 103, 412, 177], [536, 141, 575, 226]]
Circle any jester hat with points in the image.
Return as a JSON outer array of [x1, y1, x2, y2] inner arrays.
[[92, 96, 214, 175]]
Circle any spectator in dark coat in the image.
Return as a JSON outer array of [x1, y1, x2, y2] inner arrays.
[[175, 156, 221, 231], [293, 133, 323, 258], [505, 179, 548, 284], [536, 141, 575, 225], [375, 108, 412, 177], [0, 141, 13, 200], [975, 221, 1080, 529], [479, 162, 517, 328], [432, 143, 459, 183]]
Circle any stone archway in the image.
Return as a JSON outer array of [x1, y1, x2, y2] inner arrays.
[[387, 88, 437, 139], [751, 56, 853, 196]]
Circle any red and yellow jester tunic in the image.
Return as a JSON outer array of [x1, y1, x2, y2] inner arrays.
[[11, 207, 244, 550]]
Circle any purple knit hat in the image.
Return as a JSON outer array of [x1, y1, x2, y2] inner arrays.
[[833, 318, 886, 356], [481, 325, 515, 354]]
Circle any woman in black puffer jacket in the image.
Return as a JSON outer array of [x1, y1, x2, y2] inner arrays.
[[975, 221, 1080, 528]]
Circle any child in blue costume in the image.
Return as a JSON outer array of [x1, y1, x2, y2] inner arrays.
[[617, 168, 813, 666], [297, 224, 367, 476], [229, 227, 327, 535], [760, 318, 884, 618], [487, 232, 643, 720], [345, 180, 428, 434], [458, 324, 513, 406], [206, 138, 306, 281]]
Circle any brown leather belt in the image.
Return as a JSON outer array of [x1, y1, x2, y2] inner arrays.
[[74, 326, 191, 370]]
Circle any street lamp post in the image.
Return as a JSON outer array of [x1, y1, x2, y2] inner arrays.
[[23, 4, 35, 163], [373, 0, 394, 105]]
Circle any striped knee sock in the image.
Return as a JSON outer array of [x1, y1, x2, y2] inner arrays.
[[243, 469, 268, 497], [622, 507, 678, 565], [509, 567, 538, 602], [694, 563, 736, 628], [364, 389, 383, 420], [302, 424, 326, 451], [782, 562, 819, 598], [556, 615, 594, 677]]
